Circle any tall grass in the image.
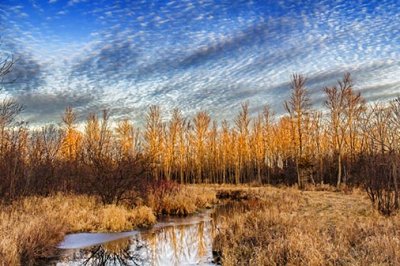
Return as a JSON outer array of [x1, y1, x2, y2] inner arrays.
[[0, 185, 216, 265], [0, 207, 67, 266], [213, 187, 400, 265], [147, 185, 217, 215], [0, 194, 156, 265]]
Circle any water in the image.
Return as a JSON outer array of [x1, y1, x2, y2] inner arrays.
[[54, 209, 219, 266]]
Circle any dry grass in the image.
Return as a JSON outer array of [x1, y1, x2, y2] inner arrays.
[[130, 206, 157, 227], [213, 186, 400, 266], [147, 185, 217, 215], [0, 207, 67, 266], [0, 194, 156, 265], [12, 194, 157, 232], [0, 185, 215, 265]]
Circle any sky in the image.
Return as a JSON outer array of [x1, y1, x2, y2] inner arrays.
[[0, 0, 399, 125]]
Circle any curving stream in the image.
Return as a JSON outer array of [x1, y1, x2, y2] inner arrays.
[[53, 208, 223, 266]]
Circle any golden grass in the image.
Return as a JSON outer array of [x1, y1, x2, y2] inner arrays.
[[12, 194, 157, 232], [147, 186, 217, 215], [0, 185, 215, 265], [0, 194, 156, 265], [0, 207, 67, 266], [130, 206, 157, 228], [213, 186, 400, 266]]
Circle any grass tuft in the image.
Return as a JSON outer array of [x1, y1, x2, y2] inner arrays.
[[148, 185, 217, 215]]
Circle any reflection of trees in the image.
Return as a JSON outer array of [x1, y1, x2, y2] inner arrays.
[[59, 218, 215, 265], [82, 238, 146, 266], [145, 221, 212, 265], [197, 221, 206, 258]]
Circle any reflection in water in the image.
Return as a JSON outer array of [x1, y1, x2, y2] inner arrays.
[[141, 220, 213, 265], [56, 210, 216, 265], [81, 238, 146, 266]]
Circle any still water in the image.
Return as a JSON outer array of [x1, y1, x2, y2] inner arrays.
[[54, 208, 219, 266]]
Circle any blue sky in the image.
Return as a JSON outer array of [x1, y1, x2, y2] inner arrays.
[[0, 0, 399, 125]]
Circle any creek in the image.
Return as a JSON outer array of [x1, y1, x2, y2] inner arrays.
[[52, 203, 239, 266]]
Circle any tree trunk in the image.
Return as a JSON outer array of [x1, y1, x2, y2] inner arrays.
[[392, 155, 399, 208], [337, 153, 342, 188], [257, 163, 261, 184], [296, 160, 302, 189]]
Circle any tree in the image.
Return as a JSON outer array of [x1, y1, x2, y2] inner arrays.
[[0, 53, 14, 85], [83, 110, 115, 203], [359, 103, 398, 214], [29, 125, 64, 195], [163, 109, 183, 181], [324, 73, 364, 188], [61, 107, 81, 161], [208, 120, 219, 183], [0, 54, 24, 198], [251, 113, 265, 184], [115, 119, 138, 159], [284, 74, 311, 189], [192, 111, 210, 183], [262, 105, 275, 183], [309, 110, 324, 184], [143, 105, 164, 180], [172, 109, 187, 184], [0, 99, 24, 161], [220, 120, 230, 184], [234, 102, 251, 183]]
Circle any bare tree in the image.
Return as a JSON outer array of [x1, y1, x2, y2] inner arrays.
[[0, 53, 14, 86], [234, 102, 251, 184], [0, 99, 23, 127], [262, 105, 275, 184], [29, 125, 64, 195], [284, 74, 311, 189], [143, 105, 164, 180], [220, 120, 230, 184], [324, 73, 364, 188], [251, 113, 264, 184], [359, 103, 399, 214]]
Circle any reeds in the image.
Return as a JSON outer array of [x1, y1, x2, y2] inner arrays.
[[213, 187, 400, 265], [0, 194, 156, 265], [147, 185, 217, 215]]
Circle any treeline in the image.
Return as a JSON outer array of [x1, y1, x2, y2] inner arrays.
[[0, 73, 399, 213]]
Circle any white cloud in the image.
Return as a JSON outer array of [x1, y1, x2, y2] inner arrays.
[[67, 0, 87, 7]]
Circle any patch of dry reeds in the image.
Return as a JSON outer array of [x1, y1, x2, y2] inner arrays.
[[213, 187, 400, 265], [0, 194, 156, 265]]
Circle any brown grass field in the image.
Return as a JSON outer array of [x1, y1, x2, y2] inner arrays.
[[213, 186, 400, 265]]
